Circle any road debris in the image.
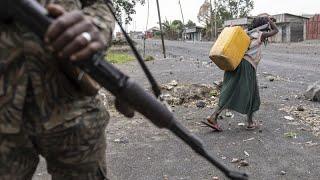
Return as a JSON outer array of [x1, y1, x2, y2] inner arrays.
[[213, 80, 223, 90], [239, 160, 249, 167], [284, 132, 298, 139], [196, 101, 206, 108], [244, 151, 250, 157], [168, 80, 178, 87], [284, 116, 294, 121], [231, 158, 241, 163], [280, 105, 320, 136], [262, 72, 284, 82], [159, 83, 220, 108], [280, 171, 286, 175], [243, 138, 255, 142], [297, 105, 305, 111], [305, 141, 318, 147], [225, 111, 234, 118], [305, 81, 320, 101], [266, 75, 275, 82], [113, 137, 129, 144]]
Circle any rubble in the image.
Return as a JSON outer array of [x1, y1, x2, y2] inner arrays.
[[284, 116, 294, 121], [168, 80, 178, 87], [213, 80, 223, 90], [266, 75, 275, 82], [196, 101, 206, 108], [160, 83, 220, 108], [305, 82, 320, 102], [225, 111, 234, 118], [280, 105, 320, 136], [280, 171, 287, 175], [98, 82, 221, 110], [297, 105, 305, 111], [239, 160, 249, 167], [284, 132, 298, 139], [113, 137, 129, 144], [262, 72, 285, 82], [231, 158, 240, 163], [244, 151, 250, 157]]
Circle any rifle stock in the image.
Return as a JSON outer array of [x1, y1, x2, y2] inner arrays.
[[1, 0, 249, 179]]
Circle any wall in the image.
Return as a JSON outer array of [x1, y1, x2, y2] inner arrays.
[[306, 15, 320, 40], [271, 22, 305, 43], [273, 14, 307, 23], [290, 22, 304, 42], [270, 23, 290, 43]]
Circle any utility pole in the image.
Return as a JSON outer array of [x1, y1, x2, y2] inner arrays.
[[156, 0, 166, 58], [214, 0, 217, 38], [178, 0, 185, 41], [210, 0, 214, 40], [143, 0, 150, 58]]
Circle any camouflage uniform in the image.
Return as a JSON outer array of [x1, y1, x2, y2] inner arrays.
[[0, 0, 114, 179]]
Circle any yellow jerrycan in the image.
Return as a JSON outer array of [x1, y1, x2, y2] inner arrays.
[[209, 26, 251, 71]]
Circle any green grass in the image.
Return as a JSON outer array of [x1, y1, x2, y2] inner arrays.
[[106, 51, 135, 64], [144, 55, 155, 62]]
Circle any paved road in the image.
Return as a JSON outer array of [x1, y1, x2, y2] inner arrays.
[[34, 40, 320, 180]]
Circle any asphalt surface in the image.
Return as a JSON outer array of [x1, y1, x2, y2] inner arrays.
[[34, 40, 320, 180]]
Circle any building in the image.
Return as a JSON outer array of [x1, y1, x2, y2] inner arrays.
[[129, 31, 144, 39], [115, 32, 125, 40], [223, 14, 310, 43], [302, 14, 316, 19], [184, 26, 204, 41], [224, 17, 254, 28], [306, 15, 320, 40], [271, 13, 309, 43], [145, 27, 161, 39]]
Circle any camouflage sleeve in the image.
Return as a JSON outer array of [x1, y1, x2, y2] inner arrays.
[[60, 0, 115, 96], [81, 0, 115, 49]]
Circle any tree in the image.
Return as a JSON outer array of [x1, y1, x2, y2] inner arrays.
[[198, 0, 254, 24], [113, 0, 145, 24], [185, 20, 196, 28], [197, 0, 254, 40], [162, 20, 184, 40], [197, 0, 211, 27], [218, 0, 254, 19]]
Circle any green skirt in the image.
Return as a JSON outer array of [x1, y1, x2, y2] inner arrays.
[[218, 60, 260, 115]]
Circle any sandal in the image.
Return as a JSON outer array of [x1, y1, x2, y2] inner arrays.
[[201, 119, 223, 132], [246, 122, 259, 131]]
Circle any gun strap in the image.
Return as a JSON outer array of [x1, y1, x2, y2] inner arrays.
[[103, 0, 162, 98]]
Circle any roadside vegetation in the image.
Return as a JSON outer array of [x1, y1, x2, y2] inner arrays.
[[106, 50, 135, 64]]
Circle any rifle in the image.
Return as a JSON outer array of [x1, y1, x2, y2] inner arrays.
[[0, 0, 248, 179]]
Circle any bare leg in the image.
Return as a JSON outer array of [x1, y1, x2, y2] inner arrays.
[[247, 112, 253, 125], [207, 106, 225, 124], [246, 112, 258, 129]]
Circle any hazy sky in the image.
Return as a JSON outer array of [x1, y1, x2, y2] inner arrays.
[[122, 0, 320, 32]]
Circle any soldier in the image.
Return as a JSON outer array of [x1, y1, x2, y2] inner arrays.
[[0, 0, 115, 179]]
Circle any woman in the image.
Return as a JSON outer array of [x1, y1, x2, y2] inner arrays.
[[203, 15, 279, 131]]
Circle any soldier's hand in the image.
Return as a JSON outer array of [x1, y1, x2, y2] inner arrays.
[[45, 4, 105, 61]]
